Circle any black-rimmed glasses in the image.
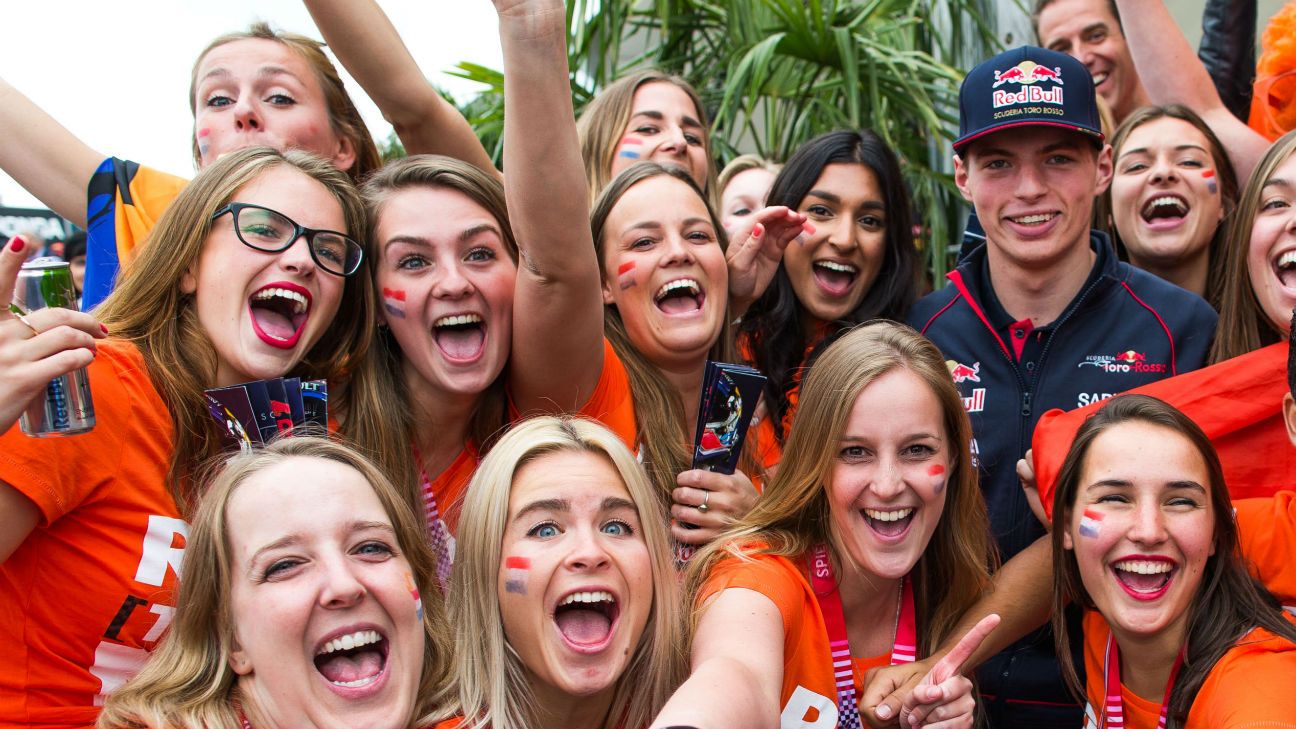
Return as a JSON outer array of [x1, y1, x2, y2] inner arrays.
[[211, 202, 364, 277]]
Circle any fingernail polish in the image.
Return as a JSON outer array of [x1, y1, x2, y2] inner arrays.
[[10, 237, 25, 253], [101, 324, 109, 335]]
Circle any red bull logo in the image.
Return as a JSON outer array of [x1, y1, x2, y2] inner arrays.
[[992, 61, 1065, 88], [946, 360, 981, 384], [1114, 350, 1146, 363], [991, 61, 1066, 109]]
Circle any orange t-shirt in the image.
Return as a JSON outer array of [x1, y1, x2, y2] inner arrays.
[[507, 337, 638, 451], [1082, 610, 1296, 728], [697, 546, 889, 726], [1236, 492, 1296, 605], [0, 340, 184, 728]]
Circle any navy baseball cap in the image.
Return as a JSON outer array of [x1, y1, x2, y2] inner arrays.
[[954, 46, 1104, 155]]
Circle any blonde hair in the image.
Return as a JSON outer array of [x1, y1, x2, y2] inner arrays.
[[97, 436, 455, 729], [445, 416, 684, 729], [684, 321, 995, 657], [577, 69, 718, 205], [717, 154, 781, 198], [95, 147, 375, 511], [1210, 128, 1296, 362], [190, 22, 383, 182], [347, 155, 520, 515]]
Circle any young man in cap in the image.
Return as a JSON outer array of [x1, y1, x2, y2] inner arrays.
[[909, 45, 1217, 727]]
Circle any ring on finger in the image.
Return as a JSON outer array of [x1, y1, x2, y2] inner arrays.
[[697, 490, 710, 514], [12, 313, 39, 337]]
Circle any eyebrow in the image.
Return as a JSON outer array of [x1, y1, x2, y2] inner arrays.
[[629, 109, 703, 129], [1118, 144, 1210, 159], [1264, 177, 1293, 191], [200, 65, 303, 85], [1083, 479, 1208, 493], [460, 223, 501, 243], [512, 496, 640, 523], [246, 520, 395, 573], [839, 432, 941, 442]]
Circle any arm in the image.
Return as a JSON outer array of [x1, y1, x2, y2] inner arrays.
[[0, 77, 102, 227], [651, 588, 785, 729], [303, 0, 499, 178], [496, 0, 606, 414], [1114, 0, 1269, 182], [0, 481, 39, 564]]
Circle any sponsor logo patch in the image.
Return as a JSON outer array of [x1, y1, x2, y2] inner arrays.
[[946, 359, 981, 383], [1077, 350, 1167, 375]]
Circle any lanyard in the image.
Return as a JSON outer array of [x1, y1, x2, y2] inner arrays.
[[412, 445, 456, 591], [809, 545, 917, 729], [1100, 633, 1185, 729]]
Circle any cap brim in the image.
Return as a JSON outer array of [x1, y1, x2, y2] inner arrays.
[[954, 120, 1105, 155]]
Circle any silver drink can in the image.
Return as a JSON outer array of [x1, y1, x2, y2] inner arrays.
[[16, 257, 95, 436]]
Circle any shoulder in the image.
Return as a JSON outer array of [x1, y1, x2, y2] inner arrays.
[[1110, 264, 1218, 329], [699, 542, 808, 617], [1192, 618, 1296, 727], [908, 283, 962, 332]]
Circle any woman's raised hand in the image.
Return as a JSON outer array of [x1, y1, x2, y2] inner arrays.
[[727, 206, 811, 317]]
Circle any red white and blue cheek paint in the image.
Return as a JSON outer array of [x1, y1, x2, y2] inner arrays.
[[382, 288, 407, 319], [927, 463, 946, 495], [617, 136, 644, 160], [405, 571, 423, 621], [504, 556, 530, 595], [1079, 508, 1104, 539], [617, 261, 638, 291], [1202, 169, 1218, 195], [197, 127, 212, 161]]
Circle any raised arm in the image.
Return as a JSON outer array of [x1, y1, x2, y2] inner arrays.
[[1114, 0, 1269, 182], [496, 0, 606, 414], [304, 0, 499, 179], [0, 77, 102, 227]]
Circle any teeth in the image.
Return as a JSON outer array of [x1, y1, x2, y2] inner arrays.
[[316, 629, 382, 656], [1010, 213, 1056, 225], [434, 313, 483, 328], [654, 278, 701, 300], [1278, 251, 1296, 270], [863, 508, 914, 522], [252, 287, 308, 315], [1092, 72, 1109, 86], [1114, 560, 1173, 575], [1146, 196, 1188, 216], [815, 261, 858, 274], [558, 590, 615, 607], [331, 674, 379, 688]]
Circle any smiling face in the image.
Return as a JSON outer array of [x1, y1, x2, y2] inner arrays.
[[828, 367, 951, 581], [956, 126, 1112, 273], [499, 449, 653, 700], [784, 163, 888, 323], [375, 186, 517, 399], [1063, 421, 1214, 643], [226, 457, 424, 729], [1037, 0, 1145, 121], [600, 174, 727, 368], [1112, 117, 1225, 272], [183, 164, 347, 387], [720, 167, 776, 232], [608, 82, 709, 189], [1247, 151, 1296, 333], [193, 38, 355, 171]]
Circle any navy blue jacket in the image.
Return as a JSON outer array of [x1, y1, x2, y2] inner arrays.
[[908, 233, 1217, 724]]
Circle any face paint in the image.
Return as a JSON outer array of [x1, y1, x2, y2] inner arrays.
[[404, 571, 423, 621], [927, 463, 946, 494], [618, 136, 644, 160], [618, 261, 637, 290], [382, 287, 407, 319], [504, 556, 530, 594], [197, 127, 211, 159], [1202, 168, 1218, 195], [1079, 508, 1103, 539]]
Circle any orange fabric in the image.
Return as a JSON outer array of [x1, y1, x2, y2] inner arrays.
[[697, 545, 888, 721], [0, 340, 182, 728], [1236, 492, 1296, 604], [1249, 2, 1296, 141], [1034, 343, 1293, 517], [113, 165, 187, 268], [1082, 610, 1296, 728], [430, 718, 465, 729], [427, 444, 480, 536], [508, 337, 638, 450]]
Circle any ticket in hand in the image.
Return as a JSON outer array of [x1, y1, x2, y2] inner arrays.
[[690, 361, 767, 475]]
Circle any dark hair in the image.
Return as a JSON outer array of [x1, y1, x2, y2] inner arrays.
[[63, 231, 87, 261], [737, 130, 918, 443], [1033, 0, 1122, 38], [1050, 394, 1296, 727]]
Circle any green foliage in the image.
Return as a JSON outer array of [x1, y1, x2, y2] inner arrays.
[[451, 0, 1003, 281]]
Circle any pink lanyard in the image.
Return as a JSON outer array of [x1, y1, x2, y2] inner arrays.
[[1100, 633, 1185, 729], [412, 445, 456, 590], [809, 545, 917, 729]]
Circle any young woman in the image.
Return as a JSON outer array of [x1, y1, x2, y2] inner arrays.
[[652, 321, 993, 728], [98, 436, 454, 729], [0, 147, 374, 727], [738, 130, 920, 443], [718, 154, 781, 233], [1051, 394, 1296, 728], [436, 416, 683, 729], [1108, 105, 1238, 307], [1212, 128, 1296, 362]]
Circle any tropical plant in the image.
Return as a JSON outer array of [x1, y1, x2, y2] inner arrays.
[[450, 0, 1003, 281]]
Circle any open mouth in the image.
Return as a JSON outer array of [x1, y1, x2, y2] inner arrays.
[[553, 590, 620, 651], [654, 278, 704, 316], [1273, 250, 1296, 291], [862, 507, 915, 539], [248, 284, 311, 349], [1112, 558, 1175, 600], [1007, 212, 1058, 229], [313, 629, 389, 690], [1140, 194, 1190, 231], [1092, 71, 1109, 88], [812, 260, 859, 297], [432, 313, 486, 362]]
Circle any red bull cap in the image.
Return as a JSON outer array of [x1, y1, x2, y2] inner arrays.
[[954, 46, 1103, 155]]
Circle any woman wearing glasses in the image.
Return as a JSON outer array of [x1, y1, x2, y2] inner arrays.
[[0, 146, 375, 728]]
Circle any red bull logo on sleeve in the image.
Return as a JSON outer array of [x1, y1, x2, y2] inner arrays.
[[946, 360, 982, 384], [992, 61, 1065, 109]]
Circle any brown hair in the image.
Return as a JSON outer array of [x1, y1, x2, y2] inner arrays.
[[1210, 128, 1296, 362], [97, 436, 455, 729], [1050, 394, 1296, 726], [577, 69, 718, 205], [685, 321, 995, 658], [190, 22, 382, 183], [96, 147, 374, 510]]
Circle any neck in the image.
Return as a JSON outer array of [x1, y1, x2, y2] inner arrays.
[[1111, 617, 1188, 702], [834, 554, 903, 658], [655, 355, 708, 433], [402, 360, 479, 475], [1129, 248, 1209, 300], [528, 677, 616, 729], [987, 241, 1096, 325], [1114, 84, 1153, 125]]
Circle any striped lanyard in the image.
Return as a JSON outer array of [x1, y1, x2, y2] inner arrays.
[[412, 445, 456, 591], [809, 545, 916, 729], [1100, 633, 1185, 729]]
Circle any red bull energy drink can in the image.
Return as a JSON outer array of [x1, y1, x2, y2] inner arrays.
[[16, 257, 95, 436]]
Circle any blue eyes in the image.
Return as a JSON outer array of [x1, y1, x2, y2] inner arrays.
[[525, 520, 635, 538]]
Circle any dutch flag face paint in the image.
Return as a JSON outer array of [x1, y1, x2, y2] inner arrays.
[[197, 127, 212, 160], [1202, 169, 1218, 195], [1079, 509, 1104, 539], [382, 288, 407, 319], [927, 463, 946, 494], [618, 136, 644, 160], [504, 556, 530, 594], [617, 261, 637, 290], [405, 571, 423, 621]]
